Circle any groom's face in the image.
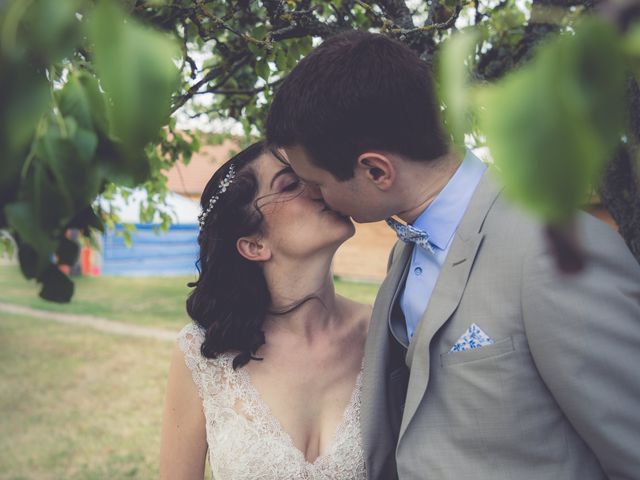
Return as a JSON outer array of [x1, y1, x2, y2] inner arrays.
[[282, 145, 382, 223]]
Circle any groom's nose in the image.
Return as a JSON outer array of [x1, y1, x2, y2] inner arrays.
[[305, 182, 323, 200]]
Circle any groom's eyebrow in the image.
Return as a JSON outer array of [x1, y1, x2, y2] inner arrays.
[[269, 149, 313, 185], [271, 148, 290, 166]]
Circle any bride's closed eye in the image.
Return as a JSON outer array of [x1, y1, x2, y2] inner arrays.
[[281, 178, 301, 192], [270, 166, 305, 196]]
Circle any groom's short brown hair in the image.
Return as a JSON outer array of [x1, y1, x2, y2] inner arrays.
[[265, 30, 449, 180]]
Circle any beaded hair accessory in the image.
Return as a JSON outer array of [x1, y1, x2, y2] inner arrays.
[[198, 164, 236, 230]]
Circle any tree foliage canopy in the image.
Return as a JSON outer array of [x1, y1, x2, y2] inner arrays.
[[1, 0, 639, 301]]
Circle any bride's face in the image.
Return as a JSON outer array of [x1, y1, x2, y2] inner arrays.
[[253, 152, 355, 259]]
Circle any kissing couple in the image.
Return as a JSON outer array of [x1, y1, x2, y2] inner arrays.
[[160, 31, 640, 480]]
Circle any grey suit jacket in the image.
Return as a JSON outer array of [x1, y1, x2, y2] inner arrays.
[[361, 171, 640, 480]]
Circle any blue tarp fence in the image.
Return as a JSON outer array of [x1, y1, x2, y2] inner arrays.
[[102, 224, 199, 276]]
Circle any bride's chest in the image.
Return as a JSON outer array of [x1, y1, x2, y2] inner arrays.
[[198, 354, 364, 472]]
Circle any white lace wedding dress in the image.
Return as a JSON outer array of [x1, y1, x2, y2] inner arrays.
[[177, 323, 368, 480]]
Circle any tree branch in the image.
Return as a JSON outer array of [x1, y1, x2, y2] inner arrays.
[[268, 7, 344, 41], [204, 79, 283, 96], [171, 52, 252, 112], [377, 0, 415, 29], [262, 0, 288, 28], [393, 3, 463, 35]]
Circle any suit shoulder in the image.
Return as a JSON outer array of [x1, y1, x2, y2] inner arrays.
[[484, 193, 635, 263], [481, 193, 544, 249]]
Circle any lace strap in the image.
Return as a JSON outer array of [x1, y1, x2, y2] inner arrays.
[[176, 322, 213, 401]]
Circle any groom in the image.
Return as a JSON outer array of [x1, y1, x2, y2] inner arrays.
[[265, 31, 640, 479]]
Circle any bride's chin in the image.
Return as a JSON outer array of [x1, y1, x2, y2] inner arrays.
[[344, 224, 356, 240], [328, 222, 355, 241], [318, 230, 355, 253], [327, 212, 355, 231], [335, 229, 356, 247]]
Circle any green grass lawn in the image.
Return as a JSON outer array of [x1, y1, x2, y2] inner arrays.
[[0, 265, 380, 331], [0, 313, 173, 480], [0, 266, 380, 479]]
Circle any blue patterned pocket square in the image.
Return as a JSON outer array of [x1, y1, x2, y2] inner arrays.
[[450, 323, 495, 352]]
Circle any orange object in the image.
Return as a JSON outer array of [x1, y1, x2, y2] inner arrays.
[[81, 246, 92, 275]]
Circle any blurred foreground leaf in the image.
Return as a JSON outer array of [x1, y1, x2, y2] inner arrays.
[[0, 0, 186, 302], [87, 0, 180, 158], [439, 29, 482, 149], [479, 19, 627, 224]]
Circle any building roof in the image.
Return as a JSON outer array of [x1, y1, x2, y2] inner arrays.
[[164, 138, 240, 198], [97, 188, 201, 224]]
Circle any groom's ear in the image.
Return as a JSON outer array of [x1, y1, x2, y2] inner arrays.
[[236, 236, 272, 263], [356, 152, 395, 191]]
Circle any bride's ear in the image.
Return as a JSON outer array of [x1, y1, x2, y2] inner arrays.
[[236, 236, 271, 262]]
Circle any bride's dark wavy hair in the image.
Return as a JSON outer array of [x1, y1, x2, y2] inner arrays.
[[187, 141, 272, 369]]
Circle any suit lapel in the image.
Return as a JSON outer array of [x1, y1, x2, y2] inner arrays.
[[398, 171, 502, 444], [362, 240, 412, 477]]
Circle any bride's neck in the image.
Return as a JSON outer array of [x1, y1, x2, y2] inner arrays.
[[263, 255, 340, 340]]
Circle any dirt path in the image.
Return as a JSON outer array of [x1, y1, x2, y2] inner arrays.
[[0, 301, 177, 342]]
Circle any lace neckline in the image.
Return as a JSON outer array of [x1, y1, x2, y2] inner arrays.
[[224, 352, 364, 467]]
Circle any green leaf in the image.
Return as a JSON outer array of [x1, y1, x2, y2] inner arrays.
[[190, 134, 200, 154], [0, 62, 50, 190], [251, 25, 268, 40], [274, 46, 289, 71], [121, 227, 133, 248], [87, 0, 180, 155], [624, 22, 640, 56], [67, 206, 104, 234], [0, 232, 15, 259], [247, 41, 263, 56], [15, 236, 47, 279], [33, 161, 74, 229], [71, 125, 99, 164], [37, 125, 102, 210], [98, 149, 151, 187], [479, 19, 626, 224], [20, 0, 83, 65], [57, 72, 108, 139], [255, 58, 270, 82], [38, 264, 74, 303], [5, 201, 57, 256], [56, 236, 80, 266], [298, 36, 313, 55], [79, 73, 110, 135], [438, 28, 481, 149], [57, 73, 94, 130]]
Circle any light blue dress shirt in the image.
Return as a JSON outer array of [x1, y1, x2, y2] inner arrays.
[[400, 150, 487, 341]]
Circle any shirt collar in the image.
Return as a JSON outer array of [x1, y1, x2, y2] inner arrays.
[[412, 150, 487, 250]]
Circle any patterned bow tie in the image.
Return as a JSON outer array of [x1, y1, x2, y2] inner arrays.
[[386, 217, 435, 254]]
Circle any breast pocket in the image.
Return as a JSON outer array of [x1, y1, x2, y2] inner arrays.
[[439, 336, 515, 367]]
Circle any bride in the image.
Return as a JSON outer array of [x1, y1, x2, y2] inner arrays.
[[159, 141, 371, 479]]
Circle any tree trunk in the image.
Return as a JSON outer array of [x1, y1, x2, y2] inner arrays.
[[598, 76, 640, 263], [598, 145, 640, 263]]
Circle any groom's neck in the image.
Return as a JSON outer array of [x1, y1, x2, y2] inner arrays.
[[394, 150, 461, 224]]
